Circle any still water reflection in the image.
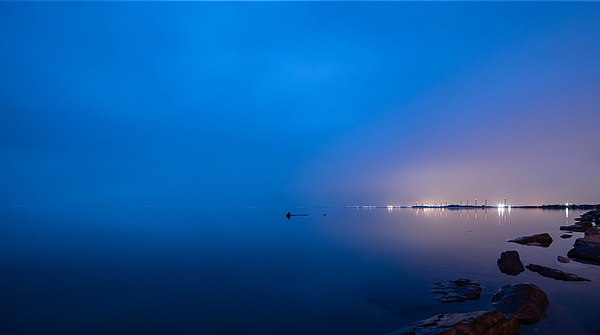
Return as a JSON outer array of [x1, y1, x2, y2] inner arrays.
[[0, 206, 597, 334]]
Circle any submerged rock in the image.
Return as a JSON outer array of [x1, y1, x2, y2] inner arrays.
[[492, 283, 549, 324], [526, 263, 590, 282], [560, 234, 572, 239], [386, 310, 519, 335], [567, 227, 600, 264], [557, 256, 571, 263], [508, 233, 553, 247], [497, 251, 525, 276], [431, 279, 482, 303]]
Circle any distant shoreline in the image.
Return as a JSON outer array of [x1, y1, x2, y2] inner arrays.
[[350, 204, 600, 210]]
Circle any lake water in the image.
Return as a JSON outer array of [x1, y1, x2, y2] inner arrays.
[[0, 206, 598, 334]]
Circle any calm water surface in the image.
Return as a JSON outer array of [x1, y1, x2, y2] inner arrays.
[[0, 206, 598, 334]]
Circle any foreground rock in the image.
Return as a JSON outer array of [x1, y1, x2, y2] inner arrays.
[[497, 251, 525, 276], [431, 279, 482, 303], [560, 234, 572, 239], [560, 221, 593, 233], [386, 310, 519, 335], [567, 227, 600, 264], [525, 263, 590, 282], [508, 233, 553, 247], [557, 256, 570, 263], [492, 283, 549, 324]]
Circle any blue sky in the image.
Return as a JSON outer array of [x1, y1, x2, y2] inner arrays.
[[1, 2, 599, 207]]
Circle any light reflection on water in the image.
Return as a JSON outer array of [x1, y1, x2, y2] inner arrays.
[[0, 206, 598, 334]]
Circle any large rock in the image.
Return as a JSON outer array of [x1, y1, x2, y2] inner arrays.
[[567, 227, 600, 264], [386, 310, 519, 335], [430, 279, 482, 303], [492, 283, 549, 324], [525, 263, 590, 282], [497, 251, 525, 276], [508, 233, 553, 247]]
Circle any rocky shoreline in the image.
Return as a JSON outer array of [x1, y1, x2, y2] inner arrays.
[[385, 209, 600, 334]]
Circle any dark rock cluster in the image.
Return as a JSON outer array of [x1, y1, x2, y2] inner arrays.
[[560, 221, 593, 233], [575, 210, 600, 224], [567, 226, 600, 264], [562, 210, 600, 232], [563, 211, 600, 264]]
